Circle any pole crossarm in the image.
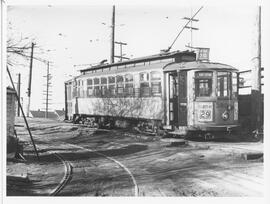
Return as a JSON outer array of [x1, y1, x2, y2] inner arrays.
[[182, 17, 199, 22], [184, 26, 199, 30], [115, 41, 127, 45]]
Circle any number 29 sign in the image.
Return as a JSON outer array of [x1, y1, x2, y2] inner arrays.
[[197, 102, 213, 122]]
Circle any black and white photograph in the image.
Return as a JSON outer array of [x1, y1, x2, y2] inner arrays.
[[1, 0, 269, 201]]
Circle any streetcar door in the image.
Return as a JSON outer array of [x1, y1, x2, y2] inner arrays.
[[178, 71, 188, 126], [168, 72, 179, 126]]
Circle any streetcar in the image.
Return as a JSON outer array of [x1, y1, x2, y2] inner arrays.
[[64, 50, 239, 138]]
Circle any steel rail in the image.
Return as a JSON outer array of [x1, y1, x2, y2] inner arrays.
[[66, 143, 139, 196], [50, 152, 73, 196]]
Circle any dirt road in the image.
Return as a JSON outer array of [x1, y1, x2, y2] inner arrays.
[[7, 118, 264, 196]]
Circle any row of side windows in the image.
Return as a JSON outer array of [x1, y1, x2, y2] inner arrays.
[[73, 71, 162, 98]]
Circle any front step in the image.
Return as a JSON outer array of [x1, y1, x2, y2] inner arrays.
[[161, 138, 188, 147], [167, 126, 188, 138]]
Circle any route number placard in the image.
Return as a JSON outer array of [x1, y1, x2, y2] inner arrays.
[[197, 102, 213, 122]]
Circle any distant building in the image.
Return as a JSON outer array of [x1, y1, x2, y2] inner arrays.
[[55, 109, 65, 121], [7, 87, 16, 138], [30, 109, 65, 120], [30, 110, 58, 119]]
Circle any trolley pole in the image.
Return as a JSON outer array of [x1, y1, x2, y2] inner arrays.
[[16, 73, 21, 116], [251, 6, 262, 131], [26, 42, 35, 117], [110, 5, 115, 64]]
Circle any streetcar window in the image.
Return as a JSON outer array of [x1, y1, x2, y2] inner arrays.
[[87, 79, 93, 97], [101, 77, 107, 96], [125, 74, 133, 82], [140, 72, 149, 81], [116, 75, 124, 95], [125, 74, 134, 96], [72, 80, 77, 98], [94, 86, 100, 97], [94, 78, 100, 85], [87, 79, 92, 85], [109, 76, 115, 83], [93, 78, 101, 97], [151, 71, 161, 80], [67, 85, 72, 100], [78, 80, 85, 98], [77, 80, 82, 98], [217, 72, 231, 97], [140, 72, 150, 97], [232, 72, 238, 98], [116, 75, 124, 83], [195, 72, 212, 97], [108, 76, 116, 96], [151, 71, 161, 96], [101, 77, 107, 84]]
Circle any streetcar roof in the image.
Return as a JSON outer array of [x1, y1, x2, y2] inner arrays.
[[163, 61, 238, 72], [79, 50, 195, 74]]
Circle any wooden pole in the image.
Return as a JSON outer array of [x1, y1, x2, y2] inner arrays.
[[64, 83, 68, 120], [110, 5, 115, 64], [7, 66, 40, 160], [26, 42, 35, 117], [16, 73, 21, 116], [251, 6, 262, 131], [45, 62, 49, 119]]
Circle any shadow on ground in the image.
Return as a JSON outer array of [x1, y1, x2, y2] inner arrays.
[[23, 144, 148, 163]]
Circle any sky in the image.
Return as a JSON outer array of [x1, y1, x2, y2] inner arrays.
[[5, 1, 269, 111]]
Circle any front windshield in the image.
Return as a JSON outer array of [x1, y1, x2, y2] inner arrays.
[[195, 71, 213, 97]]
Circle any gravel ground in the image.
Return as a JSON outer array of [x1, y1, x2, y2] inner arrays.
[[6, 117, 264, 196]]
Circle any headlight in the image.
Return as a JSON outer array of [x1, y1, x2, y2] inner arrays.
[[222, 111, 229, 120]]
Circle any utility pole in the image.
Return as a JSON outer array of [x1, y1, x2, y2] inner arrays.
[[64, 82, 68, 120], [251, 6, 262, 131], [43, 61, 52, 118], [26, 42, 35, 117], [110, 5, 115, 64], [7, 66, 40, 160], [166, 6, 203, 52], [16, 73, 21, 116], [183, 8, 199, 50], [114, 41, 129, 62]]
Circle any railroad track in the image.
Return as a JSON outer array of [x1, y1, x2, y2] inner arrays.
[[30, 140, 74, 196], [49, 152, 73, 196], [34, 140, 139, 196], [66, 143, 139, 196]]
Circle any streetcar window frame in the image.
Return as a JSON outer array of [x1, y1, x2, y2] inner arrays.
[[140, 72, 150, 97], [116, 75, 124, 96], [101, 77, 108, 96], [232, 72, 238, 98], [124, 74, 134, 97], [217, 71, 232, 98], [150, 71, 162, 96], [195, 71, 213, 97], [72, 80, 77, 98], [79, 79, 85, 98], [108, 76, 116, 97], [93, 77, 101, 97], [87, 78, 93, 97], [77, 79, 83, 98]]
